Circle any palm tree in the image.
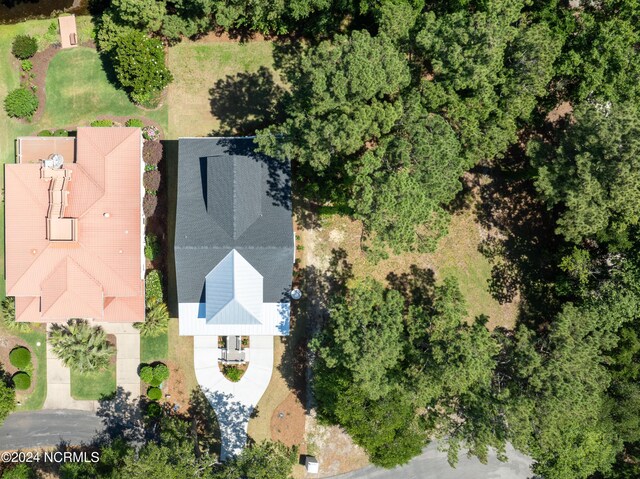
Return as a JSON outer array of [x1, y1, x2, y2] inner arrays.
[[134, 301, 169, 337], [1, 297, 31, 333], [48, 319, 114, 372]]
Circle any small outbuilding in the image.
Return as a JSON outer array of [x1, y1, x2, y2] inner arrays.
[[305, 455, 319, 474]]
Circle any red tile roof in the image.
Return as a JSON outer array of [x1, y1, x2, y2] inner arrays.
[[6, 127, 145, 323]]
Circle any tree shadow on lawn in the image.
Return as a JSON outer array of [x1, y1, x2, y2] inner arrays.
[[209, 66, 286, 136], [278, 248, 353, 412], [474, 143, 564, 328]]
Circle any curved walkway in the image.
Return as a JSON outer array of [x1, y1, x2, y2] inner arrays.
[[194, 335, 273, 459]]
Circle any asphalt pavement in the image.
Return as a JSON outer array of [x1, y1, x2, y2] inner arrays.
[[329, 442, 534, 479], [0, 410, 103, 450]]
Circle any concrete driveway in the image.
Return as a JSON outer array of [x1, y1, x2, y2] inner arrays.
[[329, 442, 533, 479], [194, 335, 273, 459], [42, 321, 140, 411]]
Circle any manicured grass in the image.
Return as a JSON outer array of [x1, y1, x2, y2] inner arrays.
[[43, 47, 167, 130], [14, 328, 47, 410], [70, 363, 116, 400], [167, 40, 278, 138], [141, 331, 169, 363]]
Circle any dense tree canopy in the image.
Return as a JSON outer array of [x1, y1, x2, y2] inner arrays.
[[531, 102, 640, 246]]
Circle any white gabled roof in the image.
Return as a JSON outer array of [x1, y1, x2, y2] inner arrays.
[[205, 249, 263, 325]]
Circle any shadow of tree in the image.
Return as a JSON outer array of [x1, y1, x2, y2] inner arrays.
[[209, 66, 285, 136], [387, 265, 436, 309], [95, 387, 145, 445], [473, 143, 562, 326], [187, 388, 221, 458], [278, 248, 354, 412], [199, 387, 252, 460]]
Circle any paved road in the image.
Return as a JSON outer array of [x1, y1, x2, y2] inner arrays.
[[0, 410, 103, 450], [330, 443, 534, 479]]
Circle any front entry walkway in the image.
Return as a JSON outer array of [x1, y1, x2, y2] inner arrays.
[[194, 335, 274, 459]]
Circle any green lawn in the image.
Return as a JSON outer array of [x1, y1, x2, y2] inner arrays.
[[70, 363, 116, 400], [167, 40, 278, 138], [141, 331, 169, 363], [13, 328, 47, 410]]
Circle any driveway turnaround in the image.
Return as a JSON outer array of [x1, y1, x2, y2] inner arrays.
[[194, 335, 273, 459], [0, 410, 103, 450], [329, 443, 532, 479]]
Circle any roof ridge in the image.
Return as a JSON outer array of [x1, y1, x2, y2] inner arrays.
[[40, 258, 69, 317]]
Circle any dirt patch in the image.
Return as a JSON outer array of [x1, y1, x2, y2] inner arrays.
[[305, 416, 370, 477], [270, 392, 306, 448], [0, 333, 38, 399], [546, 101, 573, 124], [25, 45, 60, 124]]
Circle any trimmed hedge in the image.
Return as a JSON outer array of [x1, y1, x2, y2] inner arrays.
[[38, 129, 53, 136], [143, 194, 158, 217], [12, 35, 37, 59], [90, 119, 114, 127], [4, 88, 38, 119], [145, 234, 160, 261], [139, 362, 169, 387], [143, 140, 163, 166], [9, 347, 31, 369], [12, 372, 31, 390], [53, 129, 68, 137], [144, 170, 161, 191], [145, 270, 163, 304], [153, 364, 169, 384], [147, 386, 162, 401], [139, 365, 154, 384]]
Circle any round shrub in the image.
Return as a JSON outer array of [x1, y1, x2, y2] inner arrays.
[[223, 365, 243, 382], [147, 386, 162, 401], [125, 118, 144, 128], [145, 401, 162, 419], [144, 170, 161, 191], [139, 365, 154, 384], [143, 140, 163, 166], [12, 372, 31, 390], [53, 129, 68, 137], [143, 194, 158, 218], [12, 35, 37, 59], [38, 129, 52, 136], [9, 346, 31, 369], [4, 88, 39, 119], [153, 363, 169, 384], [21, 60, 33, 72]]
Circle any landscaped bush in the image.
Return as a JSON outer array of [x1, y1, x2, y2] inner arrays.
[[4, 88, 39, 119], [2, 463, 33, 479], [38, 129, 53, 136], [144, 169, 161, 191], [147, 386, 162, 401], [12, 35, 37, 59], [112, 31, 172, 106], [125, 118, 144, 127], [153, 364, 169, 384], [9, 347, 31, 369], [21, 60, 33, 72], [138, 363, 170, 386], [222, 365, 244, 382], [136, 301, 169, 337], [12, 372, 31, 390], [145, 234, 160, 261], [144, 400, 162, 419], [142, 125, 160, 141], [90, 119, 114, 127], [53, 129, 69, 137], [48, 319, 115, 372], [145, 270, 163, 304], [143, 140, 163, 165], [139, 365, 154, 384], [143, 193, 158, 217]]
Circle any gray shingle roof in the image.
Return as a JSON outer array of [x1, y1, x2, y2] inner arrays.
[[175, 138, 293, 304]]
